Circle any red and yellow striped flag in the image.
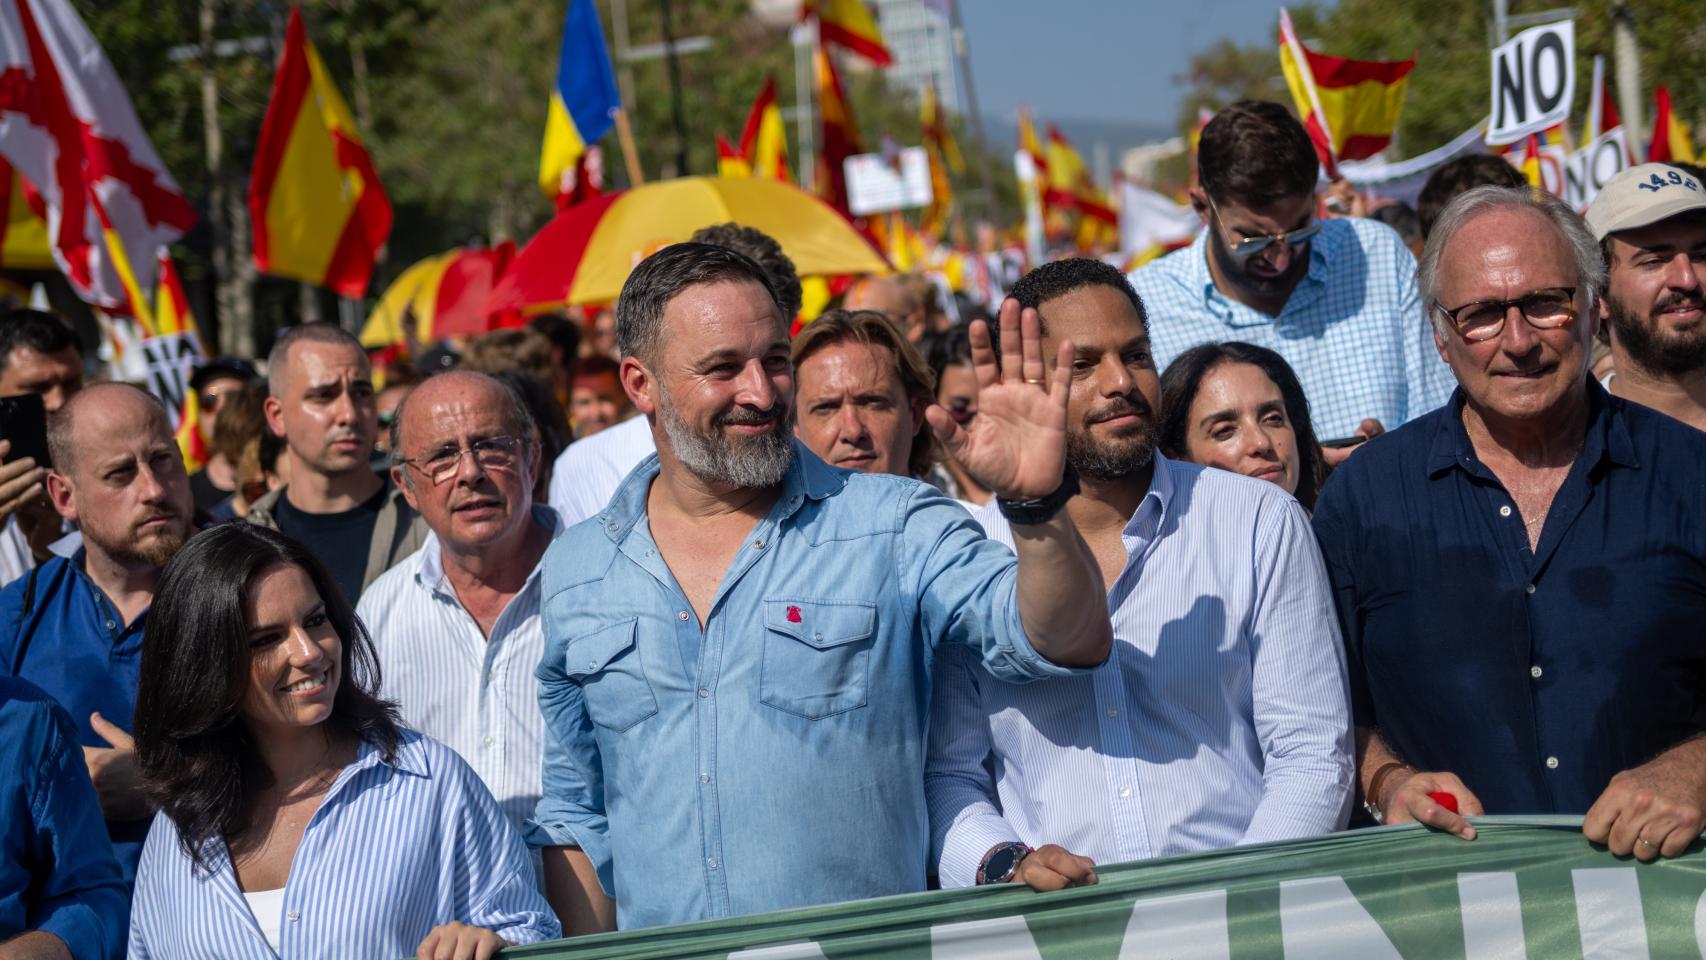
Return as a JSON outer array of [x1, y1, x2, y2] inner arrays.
[[804, 0, 891, 66], [920, 84, 961, 235], [738, 76, 790, 182], [249, 6, 392, 298], [1520, 133, 1544, 189], [155, 250, 208, 471], [716, 133, 751, 178], [1277, 8, 1415, 176], [1648, 86, 1698, 165], [1043, 125, 1116, 226], [814, 46, 863, 217]]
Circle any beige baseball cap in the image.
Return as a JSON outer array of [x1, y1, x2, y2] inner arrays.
[[1585, 162, 1706, 241]]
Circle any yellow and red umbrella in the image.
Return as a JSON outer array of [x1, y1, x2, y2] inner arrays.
[[362, 241, 516, 349], [484, 176, 887, 321]]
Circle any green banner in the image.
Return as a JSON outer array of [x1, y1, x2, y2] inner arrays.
[[504, 818, 1706, 959]]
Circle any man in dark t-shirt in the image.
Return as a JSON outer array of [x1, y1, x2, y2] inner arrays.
[[247, 324, 427, 603]]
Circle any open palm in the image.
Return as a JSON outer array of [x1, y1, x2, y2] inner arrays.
[[925, 299, 1073, 501]]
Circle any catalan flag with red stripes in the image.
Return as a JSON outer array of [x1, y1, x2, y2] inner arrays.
[[249, 6, 391, 298], [1277, 8, 1415, 176], [804, 0, 891, 66]]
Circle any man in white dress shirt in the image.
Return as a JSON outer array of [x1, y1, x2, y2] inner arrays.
[[925, 259, 1353, 890], [357, 371, 557, 826]]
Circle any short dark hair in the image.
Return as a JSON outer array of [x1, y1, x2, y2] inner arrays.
[[134, 523, 400, 869], [266, 322, 367, 395], [1008, 257, 1149, 336], [1158, 341, 1325, 510], [927, 325, 974, 391], [616, 242, 782, 364], [210, 380, 269, 463], [689, 223, 804, 320], [792, 309, 937, 477], [528, 312, 583, 362], [1198, 101, 1320, 208], [1370, 202, 1422, 248], [1416, 154, 1527, 239], [573, 354, 621, 384], [0, 308, 79, 376]]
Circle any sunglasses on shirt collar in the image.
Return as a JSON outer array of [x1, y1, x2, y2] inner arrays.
[[1205, 196, 1323, 260]]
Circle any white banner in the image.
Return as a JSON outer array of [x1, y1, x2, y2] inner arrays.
[[845, 147, 932, 216], [1487, 20, 1576, 146], [1563, 128, 1631, 212], [1118, 183, 1201, 255]]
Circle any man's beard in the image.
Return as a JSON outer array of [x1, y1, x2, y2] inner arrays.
[[1607, 288, 1706, 377], [1067, 394, 1157, 481], [111, 518, 188, 569], [1208, 232, 1308, 302], [658, 386, 795, 489]]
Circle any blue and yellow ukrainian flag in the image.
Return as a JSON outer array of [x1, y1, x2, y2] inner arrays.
[[538, 0, 621, 198]]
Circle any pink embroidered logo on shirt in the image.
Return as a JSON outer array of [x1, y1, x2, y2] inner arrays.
[[786, 606, 803, 623]]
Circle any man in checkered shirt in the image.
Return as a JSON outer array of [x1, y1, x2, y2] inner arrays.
[[1129, 101, 1455, 463]]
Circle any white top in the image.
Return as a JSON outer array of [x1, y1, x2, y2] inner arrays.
[[356, 506, 559, 830], [0, 517, 29, 588], [241, 888, 285, 952], [547, 415, 655, 526]]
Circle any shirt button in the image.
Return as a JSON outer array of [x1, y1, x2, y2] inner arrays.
[[1546, 756, 1559, 769], [1106, 708, 1118, 718], [707, 857, 719, 869], [1498, 505, 1512, 518], [105, 620, 115, 630], [697, 687, 710, 699], [287, 911, 300, 922], [678, 610, 690, 621], [1530, 665, 1543, 678], [700, 773, 711, 784], [1118, 786, 1132, 798], [483, 736, 494, 747], [754, 538, 766, 550], [1525, 583, 1536, 595]]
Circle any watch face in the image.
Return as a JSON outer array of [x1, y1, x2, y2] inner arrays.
[[985, 845, 1022, 883]]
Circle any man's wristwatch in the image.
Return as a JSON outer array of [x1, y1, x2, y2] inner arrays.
[[976, 841, 1033, 885], [1362, 761, 1411, 824], [996, 465, 1080, 526]]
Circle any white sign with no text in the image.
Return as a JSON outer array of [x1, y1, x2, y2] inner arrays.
[[845, 147, 933, 216], [1487, 20, 1575, 146]]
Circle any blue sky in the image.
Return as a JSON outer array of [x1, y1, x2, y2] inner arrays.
[[959, 0, 1294, 133]]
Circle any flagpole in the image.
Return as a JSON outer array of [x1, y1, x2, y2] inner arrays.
[[795, 16, 817, 194], [1279, 8, 1340, 176], [947, 0, 1001, 226], [657, 0, 690, 176], [613, 108, 646, 185]]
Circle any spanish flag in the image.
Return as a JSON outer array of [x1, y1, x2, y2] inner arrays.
[[156, 251, 208, 472], [920, 84, 961, 235], [1044, 125, 1116, 226], [1648, 86, 1698, 165], [1519, 133, 1544, 189], [1277, 8, 1415, 176], [249, 7, 391, 299], [738, 77, 791, 183], [716, 133, 751, 178], [0, 158, 51, 271], [804, 0, 891, 67], [815, 46, 863, 218], [539, 0, 621, 200]]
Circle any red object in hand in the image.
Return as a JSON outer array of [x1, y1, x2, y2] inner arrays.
[[1428, 791, 1459, 813]]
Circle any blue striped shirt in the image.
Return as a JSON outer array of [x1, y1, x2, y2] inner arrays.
[[127, 730, 559, 958], [357, 507, 559, 829], [1128, 218, 1455, 439], [926, 455, 1353, 887]]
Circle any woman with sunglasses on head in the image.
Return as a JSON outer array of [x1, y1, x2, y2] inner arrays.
[[1159, 341, 1326, 510], [126, 524, 558, 960], [925, 325, 993, 507]]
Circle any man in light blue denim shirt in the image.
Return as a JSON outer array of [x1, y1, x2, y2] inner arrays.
[[526, 243, 1114, 932]]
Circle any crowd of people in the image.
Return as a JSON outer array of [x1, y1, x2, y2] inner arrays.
[[2, 99, 1705, 958]]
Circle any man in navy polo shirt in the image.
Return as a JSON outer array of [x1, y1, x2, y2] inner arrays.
[[0, 383, 195, 883], [1314, 184, 1706, 861]]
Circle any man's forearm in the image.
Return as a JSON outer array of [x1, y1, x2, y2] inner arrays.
[[0, 931, 72, 960], [1009, 511, 1112, 667], [541, 846, 615, 937], [1355, 726, 1405, 799]]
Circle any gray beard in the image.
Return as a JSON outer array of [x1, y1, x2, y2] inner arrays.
[[658, 390, 795, 489]]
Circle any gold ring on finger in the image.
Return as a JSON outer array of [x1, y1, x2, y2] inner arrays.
[[1024, 377, 1046, 385]]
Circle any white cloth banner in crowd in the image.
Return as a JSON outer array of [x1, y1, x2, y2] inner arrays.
[[1118, 183, 1202, 256]]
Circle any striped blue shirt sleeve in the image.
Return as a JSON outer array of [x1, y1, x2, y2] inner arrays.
[[1397, 243, 1457, 423], [925, 644, 1022, 888], [1240, 497, 1356, 843]]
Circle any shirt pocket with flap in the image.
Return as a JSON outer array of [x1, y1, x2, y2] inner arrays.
[[564, 618, 658, 733], [760, 598, 877, 720]]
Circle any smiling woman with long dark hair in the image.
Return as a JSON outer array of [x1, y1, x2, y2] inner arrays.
[[127, 523, 557, 959]]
